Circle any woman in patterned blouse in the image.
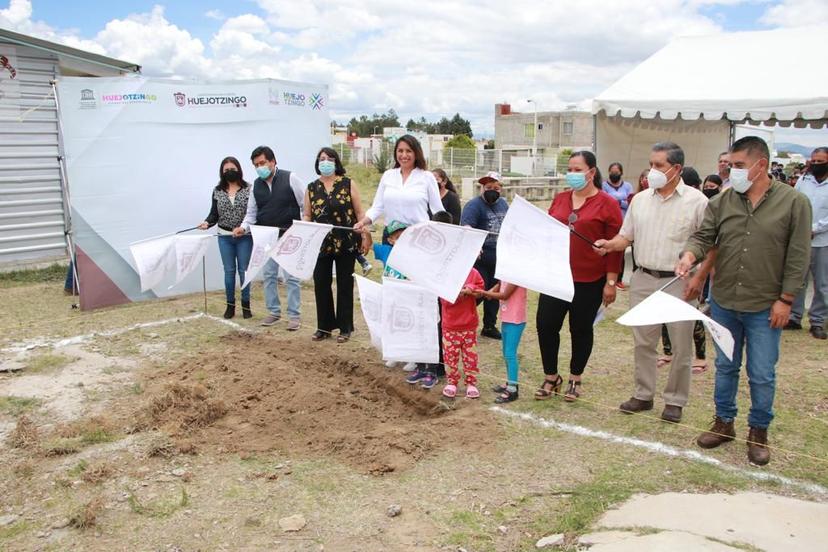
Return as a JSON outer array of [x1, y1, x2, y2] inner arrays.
[[198, 156, 253, 320], [303, 147, 371, 342]]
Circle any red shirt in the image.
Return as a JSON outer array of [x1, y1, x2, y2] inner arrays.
[[440, 268, 485, 331], [548, 190, 623, 283]]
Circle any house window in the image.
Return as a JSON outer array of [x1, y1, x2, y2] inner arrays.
[[524, 123, 536, 139], [562, 121, 573, 135]]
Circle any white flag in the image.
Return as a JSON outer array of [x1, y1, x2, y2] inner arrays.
[[170, 234, 213, 288], [386, 221, 487, 302], [355, 275, 383, 352], [617, 290, 735, 361], [130, 235, 176, 292], [270, 220, 333, 281], [496, 195, 574, 302], [242, 225, 281, 289], [380, 278, 440, 363]]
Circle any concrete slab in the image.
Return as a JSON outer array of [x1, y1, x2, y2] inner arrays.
[[597, 491, 828, 552], [587, 530, 740, 551]]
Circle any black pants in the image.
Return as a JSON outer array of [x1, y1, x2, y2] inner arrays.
[[536, 278, 605, 376], [313, 251, 355, 333], [474, 248, 499, 329]]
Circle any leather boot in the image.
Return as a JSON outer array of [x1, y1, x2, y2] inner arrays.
[[241, 301, 252, 319], [697, 416, 735, 449], [619, 397, 653, 414], [223, 303, 236, 319], [747, 427, 770, 466]]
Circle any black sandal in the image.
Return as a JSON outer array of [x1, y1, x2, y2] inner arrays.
[[564, 380, 582, 402], [312, 330, 330, 341], [494, 386, 519, 404], [491, 383, 509, 394], [337, 332, 351, 343], [534, 375, 563, 400]]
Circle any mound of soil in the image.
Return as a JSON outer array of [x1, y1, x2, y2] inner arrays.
[[136, 333, 495, 474]]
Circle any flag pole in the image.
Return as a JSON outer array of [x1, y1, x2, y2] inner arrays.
[[202, 256, 207, 312]]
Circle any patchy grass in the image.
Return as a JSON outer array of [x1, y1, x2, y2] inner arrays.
[[6, 414, 40, 449], [0, 520, 32, 541], [81, 462, 114, 484], [0, 396, 41, 417], [68, 496, 104, 530], [22, 352, 77, 374], [58, 415, 119, 446], [42, 437, 83, 456], [67, 459, 89, 478], [0, 263, 67, 288], [128, 487, 189, 519]]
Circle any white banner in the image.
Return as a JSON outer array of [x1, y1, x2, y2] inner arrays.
[[242, 225, 281, 289], [380, 278, 440, 363], [57, 75, 330, 309], [386, 221, 487, 302], [496, 195, 574, 302], [129, 235, 176, 292], [171, 235, 213, 287], [270, 221, 333, 281], [617, 290, 735, 361], [355, 275, 383, 352]]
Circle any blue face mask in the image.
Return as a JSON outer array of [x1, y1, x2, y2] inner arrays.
[[319, 160, 336, 176], [566, 172, 588, 191], [256, 165, 272, 179]]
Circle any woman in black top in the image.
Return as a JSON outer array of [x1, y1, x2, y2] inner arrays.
[[198, 156, 253, 319], [303, 147, 371, 342], [433, 168, 461, 224]]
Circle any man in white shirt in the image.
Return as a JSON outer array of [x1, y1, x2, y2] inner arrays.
[[237, 145, 306, 329]]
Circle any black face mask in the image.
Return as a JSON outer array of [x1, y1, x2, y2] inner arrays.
[[609, 173, 621, 184], [810, 163, 828, 181], [223, 169, 241, 183], [703, 188, 720, 199], [483, 189, 500, 204]]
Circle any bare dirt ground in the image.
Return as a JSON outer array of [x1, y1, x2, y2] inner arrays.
[[1, 278, 827, 551]]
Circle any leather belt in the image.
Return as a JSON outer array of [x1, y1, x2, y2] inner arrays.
[[639, 267, 675, 279]]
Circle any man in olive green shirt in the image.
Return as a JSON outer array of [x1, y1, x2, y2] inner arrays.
[[676, 136, 812, 466]]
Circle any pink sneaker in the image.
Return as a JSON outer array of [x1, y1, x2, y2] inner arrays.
[[442, 384, 457, 398], [465, 385, 480, 399]]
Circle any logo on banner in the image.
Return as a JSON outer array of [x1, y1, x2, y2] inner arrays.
[[101, 93, 158, 104], [174, 92, 186, 107], [278, 235, 302, 255], [411, 226, 446, 254], [79, 88, 97, 109], [282, 92, 305, 107], [174, 92, 248, 108], [309, 93, 324, 110], [389, 304, 415, 333], [268, 87, 280, 105]]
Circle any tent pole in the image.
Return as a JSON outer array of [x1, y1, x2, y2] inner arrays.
[[51, 79, 81, 301], [202, 256, 207, 313]]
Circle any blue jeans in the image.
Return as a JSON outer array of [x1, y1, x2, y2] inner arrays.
[[217, 235, 253, 304], [501, 322, 526, 385], [710, 298, 781, 429], [262, 257, 301, 319]]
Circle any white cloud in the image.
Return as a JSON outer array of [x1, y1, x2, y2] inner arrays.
[[760, 0, 828, 27], [204, 9, 224, 21]]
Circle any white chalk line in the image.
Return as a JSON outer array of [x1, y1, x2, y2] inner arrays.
[[491, 406, 828, 498], [1, 312, 251, 354]]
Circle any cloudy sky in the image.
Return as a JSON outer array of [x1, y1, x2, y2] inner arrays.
[[2, 0, 826, 144]]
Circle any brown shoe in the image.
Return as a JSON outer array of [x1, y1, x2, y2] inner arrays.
[[619, 397, 653, 414], [747, 427, 770, 466], [696, 416, 735, 449], [661, 405, 682, 423]]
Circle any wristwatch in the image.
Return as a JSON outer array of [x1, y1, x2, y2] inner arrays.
[[606, 279, 616, 287]]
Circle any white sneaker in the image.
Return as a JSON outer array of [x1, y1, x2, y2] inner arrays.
[[361, 262, 373, 276], [402, 362, 418, 372], [385, 360, 399, 369]]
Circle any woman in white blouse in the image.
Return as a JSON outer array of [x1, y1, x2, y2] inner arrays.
[[354, 134, 445, 235]]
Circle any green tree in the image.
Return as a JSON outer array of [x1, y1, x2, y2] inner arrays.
[[346, 109, 400, 137], [373, 141, 392, 174], [445, 134, 476, 149]]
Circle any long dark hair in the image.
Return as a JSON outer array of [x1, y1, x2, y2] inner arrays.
[[432, 168, 457, 193], [314, 147, 346, 176], [393, 134, 427, 170], [216, 156, 249, 191], [570, 151, 602, 188]]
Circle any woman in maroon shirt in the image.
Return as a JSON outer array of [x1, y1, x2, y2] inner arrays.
[[535, 151, 623, 401]]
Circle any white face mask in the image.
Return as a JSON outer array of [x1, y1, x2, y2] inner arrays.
[[647, 166, 674, 190], [729, 160, 759, 193]]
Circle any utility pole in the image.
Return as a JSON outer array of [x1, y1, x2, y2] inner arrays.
[[527, 99, 538, 175]]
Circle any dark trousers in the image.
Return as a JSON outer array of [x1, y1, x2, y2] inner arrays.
[[536, 278, 605, 376], [474, 248, 499, 329], [313, 251, 355, 333]]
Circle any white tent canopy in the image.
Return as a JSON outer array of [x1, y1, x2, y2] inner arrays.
[[593, 26, 827, 127], [591, 26, 827, 177]]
